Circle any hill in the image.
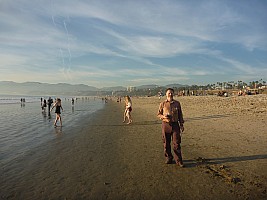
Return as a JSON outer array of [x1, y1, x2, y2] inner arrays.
[[0, 81, 189, 96], [0, 81, 98, 96]]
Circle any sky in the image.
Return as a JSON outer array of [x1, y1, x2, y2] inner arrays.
[[0, 0, 267, 88]]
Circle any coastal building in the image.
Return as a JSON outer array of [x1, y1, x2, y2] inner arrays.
[[127, 86, 136, 92]]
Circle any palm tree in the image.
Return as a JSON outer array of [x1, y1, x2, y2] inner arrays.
[[255, 81, 259, 89], [249, 82, 252, 88]]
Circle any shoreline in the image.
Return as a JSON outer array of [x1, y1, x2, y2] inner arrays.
[[1, 96, 266, 199], [0, 99, 104, 168]]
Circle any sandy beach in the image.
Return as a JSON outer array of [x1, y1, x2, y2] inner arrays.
[[1, 95, 267, 199]]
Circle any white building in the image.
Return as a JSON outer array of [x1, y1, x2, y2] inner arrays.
[[127, 86, 136, 92]]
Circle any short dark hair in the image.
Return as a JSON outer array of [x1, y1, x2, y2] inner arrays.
[[165, 88, 174, 93]]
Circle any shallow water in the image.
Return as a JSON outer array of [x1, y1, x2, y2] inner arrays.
[[0, 96, 104, 167]]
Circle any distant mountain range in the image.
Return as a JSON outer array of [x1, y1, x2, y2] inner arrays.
[[0, 81, 188, 96]]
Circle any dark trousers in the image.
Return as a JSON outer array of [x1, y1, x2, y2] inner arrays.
[[162, 122, 183, 163]]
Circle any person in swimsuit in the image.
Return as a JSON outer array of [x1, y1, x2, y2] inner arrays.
[[123, 95, 133, 124], [50, 98, 64, 127]]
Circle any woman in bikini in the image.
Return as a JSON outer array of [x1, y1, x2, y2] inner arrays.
[[50, 98, 64, 127], [123, 95, 133, 124]]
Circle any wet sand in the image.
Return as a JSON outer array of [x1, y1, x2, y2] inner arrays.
[[1, 95, 267, 199]]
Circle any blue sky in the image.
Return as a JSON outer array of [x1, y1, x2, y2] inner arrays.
[[0, 0, 266, 87]]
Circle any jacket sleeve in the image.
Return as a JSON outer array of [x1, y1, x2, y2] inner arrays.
[[157, 102, 164, 120], [178, 103, 184, 125]]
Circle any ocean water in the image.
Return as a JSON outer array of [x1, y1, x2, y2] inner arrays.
[[0, 95, 105, 167]]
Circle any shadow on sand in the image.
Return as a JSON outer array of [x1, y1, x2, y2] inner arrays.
[[185, 114, 231, 122], [184, 154, 267, 168]]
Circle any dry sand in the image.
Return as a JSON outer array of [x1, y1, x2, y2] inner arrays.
[[1, 95, 267, 199]]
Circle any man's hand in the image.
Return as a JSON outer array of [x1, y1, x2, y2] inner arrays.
[[161, 115, 171, 123]]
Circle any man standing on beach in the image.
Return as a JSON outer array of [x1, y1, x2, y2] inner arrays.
[[157, 88, 185, 167]]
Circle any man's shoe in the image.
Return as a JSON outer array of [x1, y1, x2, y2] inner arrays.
[[176, 161, 184, 168], [165, 159, 173, 164]]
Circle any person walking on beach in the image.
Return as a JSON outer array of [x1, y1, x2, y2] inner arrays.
[[71, 98, 75, 106], [157, 88, 185, 167], [123, 95, 133, 124], [41, 99, 47, 111], [47, 97, 53, 117], [50, 98, 64, 127]]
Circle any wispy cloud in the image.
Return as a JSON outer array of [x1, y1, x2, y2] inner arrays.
[[0, 0, 266, 87]]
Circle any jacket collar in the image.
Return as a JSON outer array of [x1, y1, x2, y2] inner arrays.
[[165, 99, 175, 103]]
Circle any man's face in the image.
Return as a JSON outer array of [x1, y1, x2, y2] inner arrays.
[[166, 90, 174, 100]]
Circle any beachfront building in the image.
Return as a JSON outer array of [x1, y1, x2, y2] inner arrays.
[[127, 86, 136, 92]]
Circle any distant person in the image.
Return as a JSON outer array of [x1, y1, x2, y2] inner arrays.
[[41, 99, 47, 111], [40, 97, 43, 105], [50, 98, 64, 127], [123, 95, 133, 124], [72, 98, 75, 106], [157, 88, 185, 167], [47, 97, 53, 114], [20, 98, 25, 107]]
